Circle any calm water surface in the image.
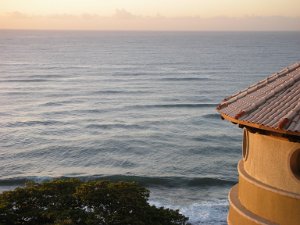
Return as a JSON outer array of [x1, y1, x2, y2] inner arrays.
[[0, 31, 299, 224]]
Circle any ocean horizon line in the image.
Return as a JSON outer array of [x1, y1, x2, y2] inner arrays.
[[1, 28, 300, 32]]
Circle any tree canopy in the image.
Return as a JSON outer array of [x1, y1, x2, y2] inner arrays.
[[0, 179, 190, 225]]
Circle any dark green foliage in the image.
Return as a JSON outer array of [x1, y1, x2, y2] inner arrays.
[[0, 179, 190, 225]]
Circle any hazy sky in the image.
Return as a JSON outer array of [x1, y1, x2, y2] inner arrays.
[[0, 0, 300, 30]]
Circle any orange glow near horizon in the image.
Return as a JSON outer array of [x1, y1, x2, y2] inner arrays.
[[0, 0, 300, 30]]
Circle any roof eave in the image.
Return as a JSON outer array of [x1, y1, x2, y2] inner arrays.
[[219, 112, 300, 137]]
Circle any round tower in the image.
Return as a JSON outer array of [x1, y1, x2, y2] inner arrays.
[[217, 62, 300, 225]]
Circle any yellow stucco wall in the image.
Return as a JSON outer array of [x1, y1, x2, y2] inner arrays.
[[228, 184, 276, 225], [228, 129, 300, 225], [239, 160, 300, 225], [243, 130, 300, 194]]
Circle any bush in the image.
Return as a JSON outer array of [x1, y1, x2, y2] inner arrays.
[[0, 179, 190, 225]]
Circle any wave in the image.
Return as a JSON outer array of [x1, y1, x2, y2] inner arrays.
[[149, 200, 228, 225], [187, 145, 240, 155], [0, 175, 236, 188], [40, 100, 74, 107], [192, 134, 241, 143], [85, 123, 145, 130], [112, 71, 146, 76], [160, 77, 212, 82], [6, 120, 63, 127], [70, 109, 108, 114], [5, 91, 32, 96], [29, 74, 64, 79], [130, 103, 217, 109], [35, 65, 92, 70], [202, 113, 221, 119], [92, 90, 150, 95], [0, 79, 51, 83]]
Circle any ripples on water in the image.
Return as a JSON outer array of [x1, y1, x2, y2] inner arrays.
[[0, 31, 299, 224]]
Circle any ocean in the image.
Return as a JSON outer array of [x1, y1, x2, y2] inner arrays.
[[0, 30, 299, 224]]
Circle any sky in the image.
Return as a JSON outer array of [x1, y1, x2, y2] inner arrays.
[[0, 0, 299, 30]]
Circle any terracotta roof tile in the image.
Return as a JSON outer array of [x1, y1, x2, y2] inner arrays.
[[217, 62, 300, 136]]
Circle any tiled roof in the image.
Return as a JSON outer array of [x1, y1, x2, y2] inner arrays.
[[217, 62, 300, 136]]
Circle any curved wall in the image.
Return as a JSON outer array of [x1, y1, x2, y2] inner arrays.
[[238, 160, 300, 225], [243, 129, 300, 194]]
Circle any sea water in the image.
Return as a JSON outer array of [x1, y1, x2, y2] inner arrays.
[[0, 30, 299, 224]]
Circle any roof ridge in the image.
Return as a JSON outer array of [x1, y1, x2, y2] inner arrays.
[[217, 62, 300, 110]]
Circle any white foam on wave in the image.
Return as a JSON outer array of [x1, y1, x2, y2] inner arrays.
[[149, 199, 228, 225]]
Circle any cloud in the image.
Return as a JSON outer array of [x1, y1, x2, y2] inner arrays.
[[0, 11, 299, 31], [114, 9, 137, 19], [3, 11, 31, 19]]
